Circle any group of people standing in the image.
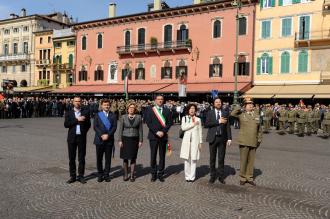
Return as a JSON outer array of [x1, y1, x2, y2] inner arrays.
[[64, 95, 262, 187]]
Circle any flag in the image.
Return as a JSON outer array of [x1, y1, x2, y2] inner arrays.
[[166, 143, 172, 156], [124, 72, 128, 99]]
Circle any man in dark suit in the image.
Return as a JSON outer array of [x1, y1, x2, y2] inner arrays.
[[64, 96, 91, 184], [205, 97, 232, 184], [93, 99, 117, 182], [145, 95, 172, 182]]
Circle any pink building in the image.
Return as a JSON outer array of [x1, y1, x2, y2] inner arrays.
[[60, 0, 257, 100]]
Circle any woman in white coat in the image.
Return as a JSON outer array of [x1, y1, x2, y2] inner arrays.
[[180, 104, 203, 182]]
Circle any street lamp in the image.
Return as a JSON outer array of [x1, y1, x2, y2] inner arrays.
[[231, 0, 242, 105]]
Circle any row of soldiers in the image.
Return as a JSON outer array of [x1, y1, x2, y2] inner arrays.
[[259, 103, 330, 138]]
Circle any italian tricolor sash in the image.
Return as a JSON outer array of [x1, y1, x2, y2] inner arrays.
[[152, 106, 166, 128]]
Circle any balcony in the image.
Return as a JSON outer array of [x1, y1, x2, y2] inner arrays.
[[295, 30, 330, 48], [117, 40, 192, 56], [36, 59, 51, 66], [0, 53, 29, 63], [323, 0, 330, 14], [52, 63, 74, 70], [321, 71, 330, 84]]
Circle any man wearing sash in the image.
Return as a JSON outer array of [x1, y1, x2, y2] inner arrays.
[[145, 95, 173, 182], [93, 99, 117, 182], [64, 96, 91, 184]]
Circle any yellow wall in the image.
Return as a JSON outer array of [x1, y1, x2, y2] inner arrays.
[[254, 0, 330, 85]]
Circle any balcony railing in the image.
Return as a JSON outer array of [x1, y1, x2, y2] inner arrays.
[[36, 59, 51, 66], [295, 30, 330, 41], [117, 40, 192, 55], [0, 53, 29, 62], [52, 63, 74, 70]]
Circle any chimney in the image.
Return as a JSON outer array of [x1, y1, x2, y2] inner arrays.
[[193, 0, 203, 4], [108, 3, 116, 18], [62, 13, 68, 24], [154, 0, 161, 11], [20, 8, 27, 17]]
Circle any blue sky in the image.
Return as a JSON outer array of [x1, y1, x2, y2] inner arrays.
[[0, 0, 193, 22]]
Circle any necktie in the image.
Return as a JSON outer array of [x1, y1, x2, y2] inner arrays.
[[216, 110, 221, 135]]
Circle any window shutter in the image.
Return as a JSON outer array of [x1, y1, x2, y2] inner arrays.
[[257, 58, 261, 75], [305, 16, 310, 39], [233, 62, 237, 76], [262, 22, 266, 38], [209, 64, 213, 78], [135, 68, 138, 80], [59, 55, 62, 64], [176, 66, 180, 79], [185, 29, 189, 41], [245, 62, 250, 75], [52, 56, 56, 64], [293, 0, 301, 4], [281, 53, 285, 73], [271, 0, 275, 7], [169, 67, 173, 79], [279, 0, 283, 6], [101, 70, 104, 81], [268, 56, 273, 74], [122, 70, 125, 80], [219, 64, 223, 77], [177, 30, 181, 41], [161, 67, 165, 79], [260, 0, 264, 8]]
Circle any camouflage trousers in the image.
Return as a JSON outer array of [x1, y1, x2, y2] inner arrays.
[[323, 124, 330, 137], [306, 122, 314, 135], [287, 122, 295, 134], [263, 120, 271, 132], [297, 122, 305, 135]]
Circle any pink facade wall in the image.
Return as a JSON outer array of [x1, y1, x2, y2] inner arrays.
[[75, 4, 256, 92]]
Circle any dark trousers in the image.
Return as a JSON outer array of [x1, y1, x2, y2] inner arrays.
[[149, 139, 167, 176], [67, 135, 86, 178], [209, 136, 226, 179], [96, 143, 113, 176]]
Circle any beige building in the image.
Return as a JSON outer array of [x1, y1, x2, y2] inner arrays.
[[0, 9, 71, 88]]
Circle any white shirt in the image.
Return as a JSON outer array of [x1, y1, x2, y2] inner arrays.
[[74, 108, 81, 135], [215, 109, 222, 121], [103, 110, 109, 118]]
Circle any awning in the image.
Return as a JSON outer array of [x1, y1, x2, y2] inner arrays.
[[244, 85, 282, 98], [313, 94, 330, 98], [275, 94, 313, 99], [14, 86, 52, 92]]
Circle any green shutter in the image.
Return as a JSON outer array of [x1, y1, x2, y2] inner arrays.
[[262, 21, 266, 38], [59, 55, 62, 64], [68, 54, 73, 68], [260, 0, 264, 8], [305, 16, 310, 39], [268, 56, 273, 74], [52, 56, 56, 64], [293, 0, 301, 4], [267, 21, 271, 38], [271, 0, 275, 7], [257, 58, 261, 75], [282, 18, 291, 37], [281, 52, 290, 73], [298, 51, 308, 73], [279, 0, 283, 6]]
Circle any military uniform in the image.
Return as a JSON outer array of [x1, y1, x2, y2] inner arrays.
[[277, 106, 288, 135], [306, 107, 314, 135], [263, 105, 272, 133], [322, 108, 330, 138], [231, 99, 262, 185], [296, 108, 307, 137], [313, 106, 321, 133], [287, 108, 297, 134], [118, 99, 126, 118]]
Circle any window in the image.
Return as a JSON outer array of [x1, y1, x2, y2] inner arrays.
[[161, 61, 172, 79], [281, 0, 292, 6], [280, 51, 290, 73], [234, 56, 250, 76], [23, 26, 29, 32], [4, 44, 9, 55], [54, 42, 62, 48], [40, 37, 43, 44], [13, 28, 19, 33], [298, 50, 308, 73], [298, 16, 310, 40], [177, 24, 189, 44], [39, 71, 42, 80], [23, 42, 28, 54], [67, 41, 75, 46], [94, 66, 104, 81], [262, 0, 275, 8], [213, 20, 221, 38], [124, 31, 131, 52], [239, 17, 247, 35], [21, 64, 26, 72], [209, 57, 223, 77], [68, 54, 74, 68], [137, 28, 145, 50], [13, 43, 18, 55], [176, 60, 188, 79], [257, 53, 273, 74], [261, 20, 271, 39], [82, 36, 87, 50], [122, 64, 132, 80], [39, 50, 42, 60], [2, 66, 7, 73], [135, 63, 145, 80], [47, 49, 50, 60], [47, 71, 50, 80], [164, 25, 173, 48], [4, 29, 10, 35], [281, 18, 292, 37], [48, 36, 51, 43], [97, 34, 103, 49], [79, 66, 88, 81]]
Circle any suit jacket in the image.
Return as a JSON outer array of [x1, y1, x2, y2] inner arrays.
[[64, 107, 91, 143], [144, 105, 172, 140], [118, 114, 143, 142], [93, 111, 117, 145], [205, 108, 232, 143]]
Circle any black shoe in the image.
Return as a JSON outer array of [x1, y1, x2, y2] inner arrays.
[[104, 176, 111, 182], [97, 177, 103, 183], [218, 177, 226, 184], [209, 177, 216, 184], [186, 180, 190, 182], [77, 176, 86, 184], [66, 177, 76, 184], [151, 175, 157, 182], [158, 175, 165, 182]]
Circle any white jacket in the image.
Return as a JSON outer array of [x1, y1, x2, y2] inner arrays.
[[180, 116, 203, 160]]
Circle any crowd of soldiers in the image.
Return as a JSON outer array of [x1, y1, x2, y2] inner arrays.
[[257, 103, 330, 139]]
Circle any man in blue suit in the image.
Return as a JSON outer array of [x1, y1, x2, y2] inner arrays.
[[93, 99, 117, 182]]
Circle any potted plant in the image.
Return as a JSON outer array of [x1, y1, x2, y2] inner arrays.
[[186, 38, 192, 47], [150, 37, 158, 49]]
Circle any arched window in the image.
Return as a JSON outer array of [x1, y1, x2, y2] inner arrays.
[[125, 31, 131, 52], [82, 36, 87, 50], [94, 65, 104, 81], [13, 43, 18, 54], [213, 20, 221, 38], [281, 51, 290, 73], [97, 34, 103, 49], [136, 63, 145, 80], [177, 24, 189, 42], [164, 25, 172, 48], [138, 28, 145, 50], [257, 53, 272, 74], [176, 60, 188, 79], [122, 63, 132, 80], [162, 60, 172, 79], [209, 57, 222, 78], [298, 50, 308, 73]]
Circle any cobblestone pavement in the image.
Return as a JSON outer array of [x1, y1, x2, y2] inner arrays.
[[0, 118, 329, 219]]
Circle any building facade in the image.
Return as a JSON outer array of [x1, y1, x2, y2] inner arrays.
[[59, 0, 257, 99], [52, 28, 75, 88], [247, 0, 330, 99], [0, 9, 71, 88]]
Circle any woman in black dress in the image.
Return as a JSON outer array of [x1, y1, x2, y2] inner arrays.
[[118, 103, 143, 182]]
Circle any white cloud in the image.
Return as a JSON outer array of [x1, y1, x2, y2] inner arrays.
[[0, 5, 12, 20]]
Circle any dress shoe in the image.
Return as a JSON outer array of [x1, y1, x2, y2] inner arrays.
[[218, 178, 226, 184], [208, 177, 216, 184], [247, 181, 256, 186], [186, 180, 190, 182], [151, 175, 157, 182], [77, 176, 86, 184], [130, 175, 136, 182], [66, 177, 76, 184], [104, 175, 111, 182], [158, 175, 165, 182], [239, 181, 246, 186], [97, 177, 103, 183]]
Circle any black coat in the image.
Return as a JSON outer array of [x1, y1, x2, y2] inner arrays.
[[64, 107, 91, 143], [144, 106, 172, 140], [93, 111, 117, 145], [205, 108, 232, 143]]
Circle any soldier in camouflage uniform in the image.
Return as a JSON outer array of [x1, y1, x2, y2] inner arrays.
[[263, 104, 272, 133], [313, 103, 321, 134], [322, 105, 330, 139], [287, 104, 297, 134], [296, 105, 308, 137], [118, 99, 126, 118], [277, 104, 288, 135], [306, 105, 314, 136]]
